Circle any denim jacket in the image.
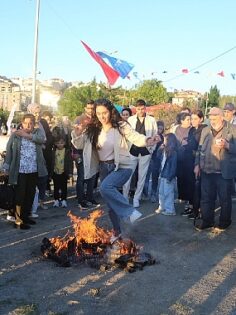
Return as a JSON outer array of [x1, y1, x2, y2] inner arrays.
[[160, 150, 177, 182]]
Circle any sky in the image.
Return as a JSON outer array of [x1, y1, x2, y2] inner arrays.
[[1, 0, 236, 96]]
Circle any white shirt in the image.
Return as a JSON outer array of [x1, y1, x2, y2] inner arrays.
[[97, 128, 115, 161]]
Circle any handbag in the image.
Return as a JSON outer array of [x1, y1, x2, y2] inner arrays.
[[0, 178, 15, 210]]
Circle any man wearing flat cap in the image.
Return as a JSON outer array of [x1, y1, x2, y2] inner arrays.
[[223, 102, 236, 125], [194, 107, 236, 231]]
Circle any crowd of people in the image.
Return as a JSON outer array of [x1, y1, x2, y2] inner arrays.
[[1, 98, 236, 241]]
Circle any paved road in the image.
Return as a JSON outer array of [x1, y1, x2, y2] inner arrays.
[[0, 189, 236, 315]]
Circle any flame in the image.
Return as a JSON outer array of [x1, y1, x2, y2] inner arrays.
[[67, 209, 112, 244], [47, 210, 139, 260], [49, 210, 112, 255]]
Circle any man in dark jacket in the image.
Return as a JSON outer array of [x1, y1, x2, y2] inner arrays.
[[194, 107, 236, 231]]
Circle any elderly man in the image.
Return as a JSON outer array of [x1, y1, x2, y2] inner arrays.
[[194, 107, 236, 231], [223, 102, 236, 125]]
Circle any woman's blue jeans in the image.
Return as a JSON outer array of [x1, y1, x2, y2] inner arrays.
[[99, 162, 134, 235]]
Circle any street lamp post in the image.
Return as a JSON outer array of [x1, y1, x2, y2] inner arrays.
[[32, 0, 40, 104]]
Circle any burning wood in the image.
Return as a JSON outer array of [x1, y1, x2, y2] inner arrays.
[[41, 210, 156, 271]]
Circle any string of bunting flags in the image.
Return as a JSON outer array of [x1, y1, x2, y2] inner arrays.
[[81, 41, 236, 85], [132, 70, 236, 82]]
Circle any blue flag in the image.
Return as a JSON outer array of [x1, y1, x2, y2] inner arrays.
[[96, 51, 134, 79]]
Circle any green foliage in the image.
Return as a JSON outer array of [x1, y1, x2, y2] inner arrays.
[[134, 79, 169, 105], [208, 85, 220, 108], [58, 79, 127, 119], [219, 95, 236, 107], [0, 109, 9, 122]]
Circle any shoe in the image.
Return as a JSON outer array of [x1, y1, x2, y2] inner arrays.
[[155, 207, 163, 214], [133, 199, 140, 208], [14, 223, 31, 230], [110, 233, 122, 244], [181, 209, 193, 216], [161, 211, 176, 216], [6, 215, 16, 222], [129, 209, 142, 223], [61, 200, 67, 208], [214, 222, 231, 231], [88, 200, 101, 208], [30, 213, 39, 218], [53, 200, 60, 208], [24, 219, 36, 225], [195, 222, 214, 231], [78, 201, 90, 210], [39, 202, 48, 210], [188, 213, 200, 220], [175, 199, 184, 204]]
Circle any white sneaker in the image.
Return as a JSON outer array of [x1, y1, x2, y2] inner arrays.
[[61, 200, 67, 208], [129, 209, 142, 223], [30, 213, 39, 218], [6, 215, 15, 222], [133, 199, 140, 208], [53, 200, 60, 207], [39, 202, 48, 210], [110, 233, 122, 244], [155, 207, 163, 214], [161, 210, 176, 216]]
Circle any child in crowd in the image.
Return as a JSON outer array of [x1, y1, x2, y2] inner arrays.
[[156, 133, 178, 215], [51, 136, 73, 208]]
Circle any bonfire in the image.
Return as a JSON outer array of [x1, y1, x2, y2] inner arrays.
[[41, 210, 156, 272]]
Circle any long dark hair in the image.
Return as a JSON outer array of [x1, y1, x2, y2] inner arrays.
[[164, 133, 178, 157], [86, 98, 123, 148]]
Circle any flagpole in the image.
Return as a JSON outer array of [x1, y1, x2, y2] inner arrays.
[[32, 0, 40, 104]]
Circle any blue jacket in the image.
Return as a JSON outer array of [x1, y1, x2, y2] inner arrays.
[[160, 150, 177, 182]]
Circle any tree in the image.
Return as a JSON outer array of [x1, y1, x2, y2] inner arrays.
[[58, 79, 128, 119], [134, 79, 169, 105], [58, 80, 100, 119], [219, 95, 236, 107], [208, 85, 220, 108]]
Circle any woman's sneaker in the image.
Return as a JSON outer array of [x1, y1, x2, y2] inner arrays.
[[61, 200, 67, 208], [39, 201, 48, 210], [110, 233, 122, 244], [161, 210, 176, 216], [181, 208, 193, 216], [78, 201, 90, 210], [129, 209, 142, 223], [88, 199, 101, 208], [6, 215, 16, 222], [30, 213, 39, 218], [53, 200, 60, 208], [155, 207, 163, 214]]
